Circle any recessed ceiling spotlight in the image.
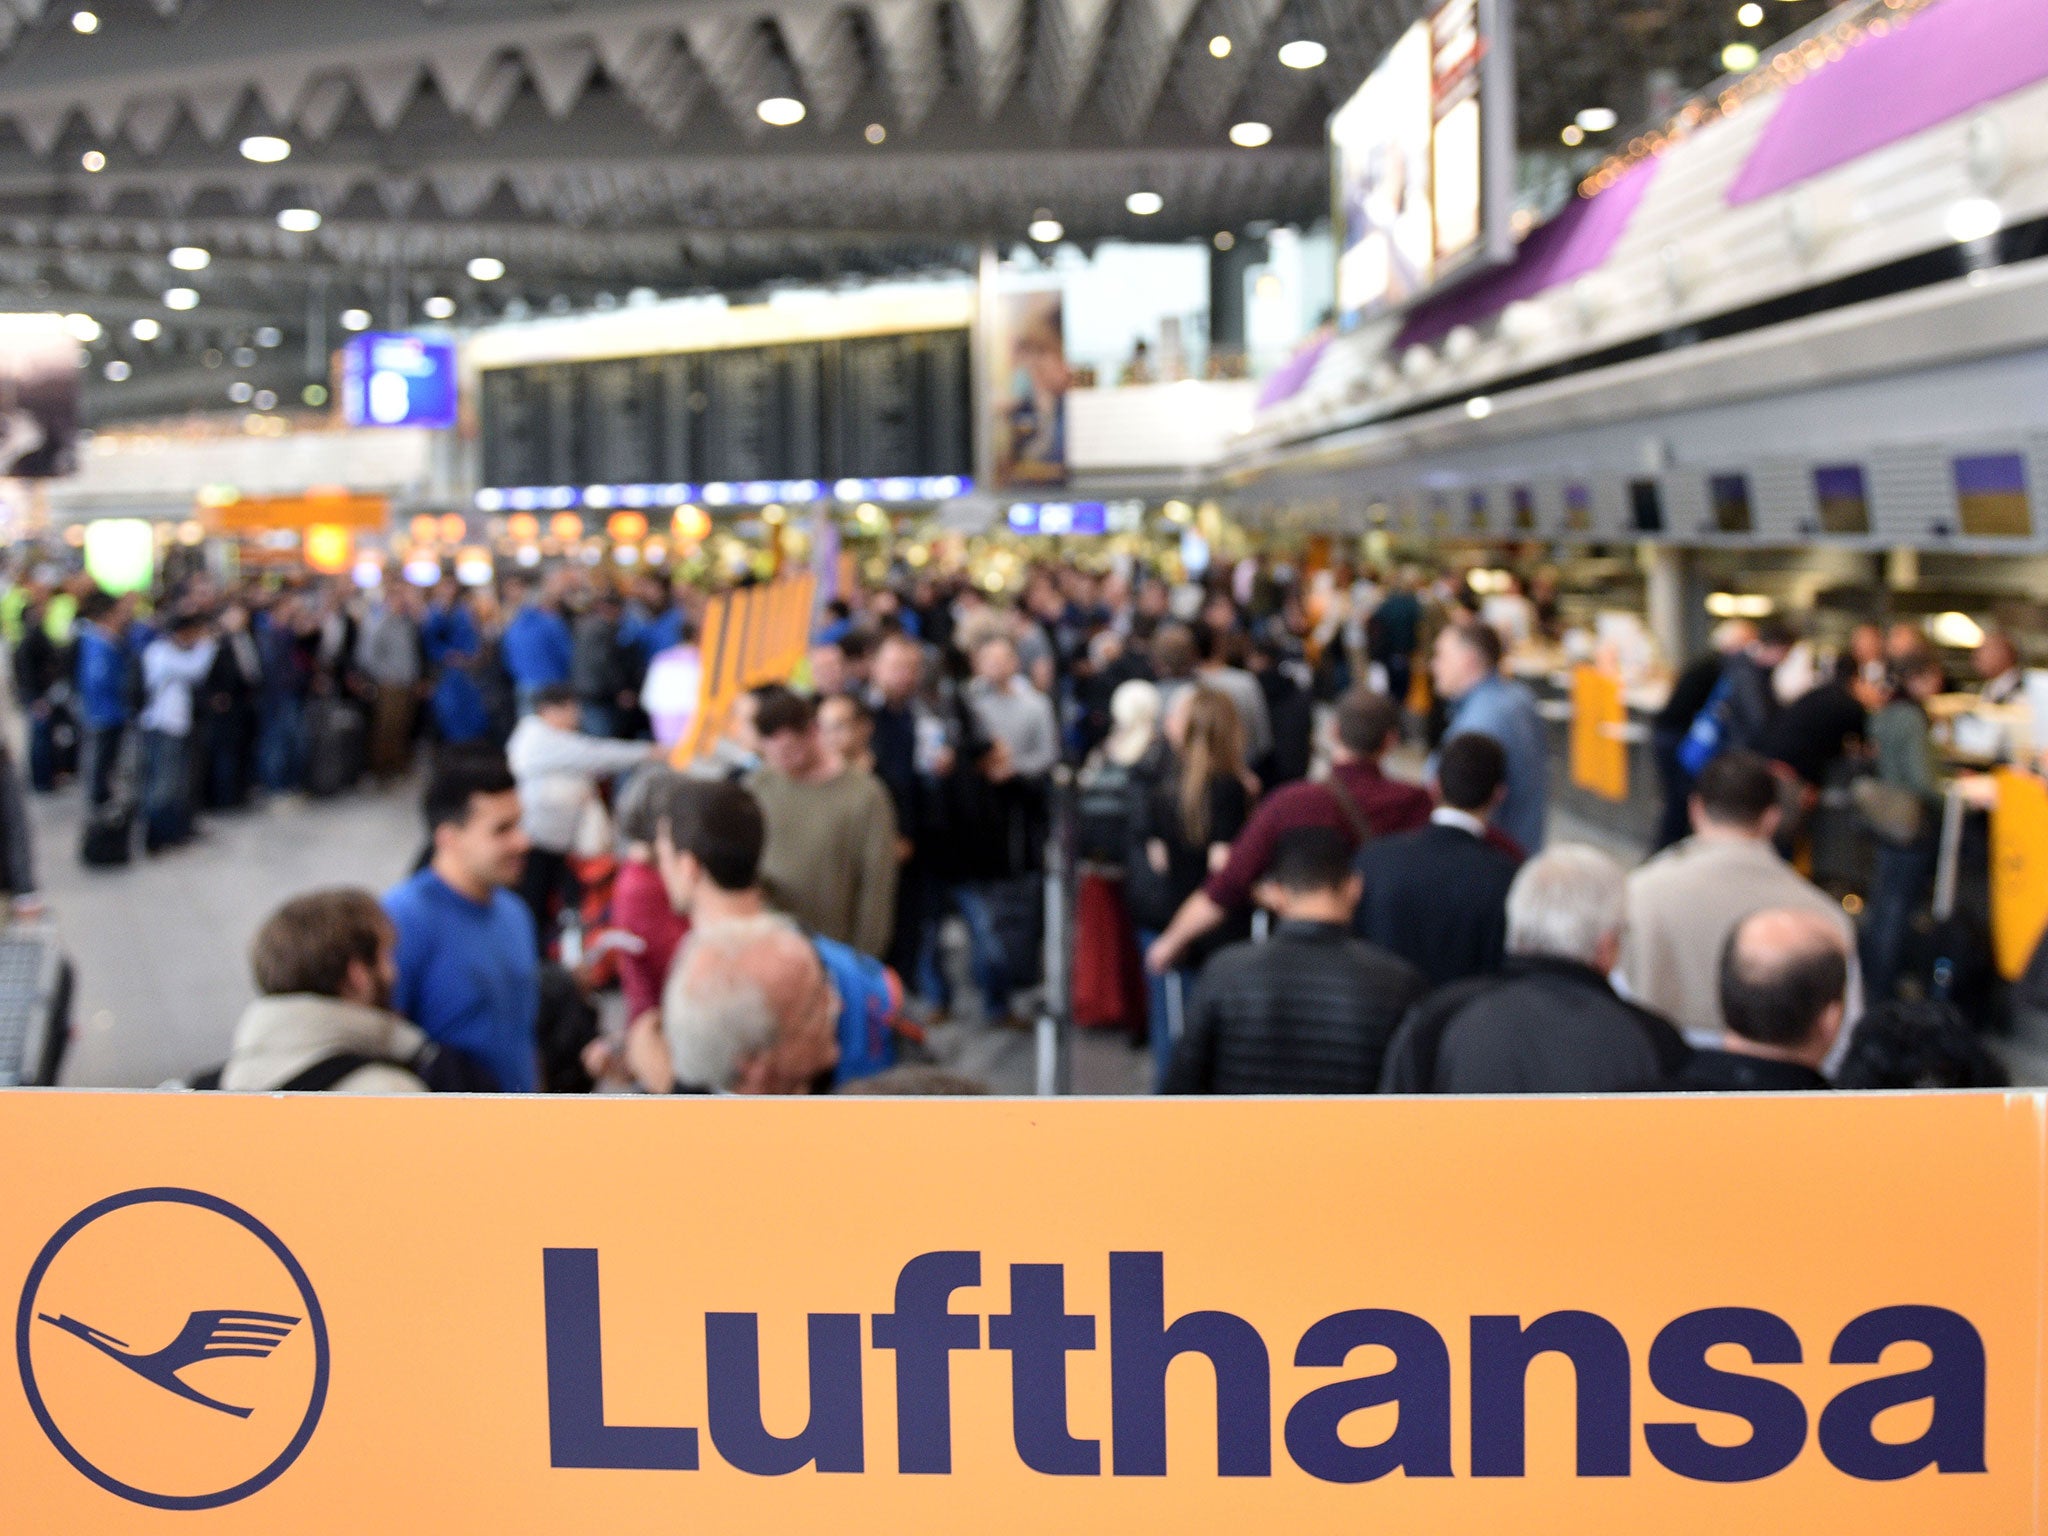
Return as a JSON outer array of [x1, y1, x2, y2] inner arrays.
[[1208, 34, 1231, 57], [168, 245, 210, 271], [1214, 230, 1236, 251], [1575, 107, 1618, 132], [1228, 121, 1272, 148], [1720, 41, 1760, 71], [228, 381, 254, 404], [1465, 395, 1494, 420], [303, 383, 329, 407], [1126, 191, 1164, 216], [163, 287, 199, 310], [239, 134, 291, 163], [756, 97, 806, 127], [277, 207, 322, 233], [423, 295, 456, 320], [864, 123, 887, 144], [1561, 124, 1585, 146], [103, 359, 131, 381], [340, 307, 372, 331], [1945, 196, 2003, 244], [1027, 214, 1064, 243], [80, 150, 105, 173], [63, 313, 101, 343], [255, 325, 282, 347], [466, 256, 505, 282], [1737, 2, 1764, 23], [70, 10, 99, 33], [254, 389, 278, 411], [130, 317, 161, 341], [1277, 39, 1327, 69]]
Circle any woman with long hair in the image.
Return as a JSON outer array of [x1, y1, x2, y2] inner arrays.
[[1126, 685, 1256, 1087]]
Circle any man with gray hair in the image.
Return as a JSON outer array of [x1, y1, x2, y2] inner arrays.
[[1380, 843, 1690, 1094], [616, 913, 840, 1094]]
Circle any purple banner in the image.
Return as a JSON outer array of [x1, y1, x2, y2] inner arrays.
[[1727, 0, 2048, 206]]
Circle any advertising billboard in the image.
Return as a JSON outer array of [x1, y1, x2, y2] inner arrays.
[[990, 291, 1070, 488], [339, 332, 459, 430], [0, 314, 81, 478], [1332, 0, 1515, 327]]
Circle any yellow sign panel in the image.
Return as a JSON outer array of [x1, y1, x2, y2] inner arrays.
[[672, 573, 816, 765], [1570, 665, 1630, 802], [210, 493, 389, 532], [1991, 768, 2048, 981], [0, 1092, 2041, 1532]]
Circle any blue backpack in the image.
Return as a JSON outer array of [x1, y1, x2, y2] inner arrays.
[[1677, 669, 1737, 779], [811, 934, 905, 1086]]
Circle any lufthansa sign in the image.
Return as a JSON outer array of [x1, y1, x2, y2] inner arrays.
[[0, 1092, 2040, 1532]]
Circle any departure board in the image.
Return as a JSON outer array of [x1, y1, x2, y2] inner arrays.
[[479, 329, 971, 491]]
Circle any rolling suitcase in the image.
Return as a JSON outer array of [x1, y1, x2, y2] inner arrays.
[[79, 800, 135, 867], [304, 698, 366, 798]]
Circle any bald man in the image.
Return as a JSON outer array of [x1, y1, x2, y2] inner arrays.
[[1673, 908, 1847, 1092]]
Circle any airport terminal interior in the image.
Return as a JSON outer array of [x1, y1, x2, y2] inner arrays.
[[0, 0, 2043, 1099]]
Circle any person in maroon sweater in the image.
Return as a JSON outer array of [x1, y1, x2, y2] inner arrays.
[[1145, 688, 1431, 974]]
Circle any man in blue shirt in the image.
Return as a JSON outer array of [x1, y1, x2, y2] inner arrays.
[[383, 748, 539, 1091], [499, 575, 573, 714], [1429, 618, 1549, 855], [74, 590, 134, 808]]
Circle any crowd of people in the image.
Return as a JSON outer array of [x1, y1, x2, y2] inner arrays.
[[0, 548, 2031, 1101]]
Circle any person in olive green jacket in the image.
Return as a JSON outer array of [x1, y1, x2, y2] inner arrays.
[[1859, 651, 1946, 1003]]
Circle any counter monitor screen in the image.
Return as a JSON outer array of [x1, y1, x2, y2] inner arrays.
[[1510, 486, 1535, 531], [1564, 483, 1592, 532], [1710, 473, 1754, 534], [1331, 0, 1515, 327], [1813, 464, 1871, 535], [1953, 453, 2032, 538], [1629, 478, 1664, 533]]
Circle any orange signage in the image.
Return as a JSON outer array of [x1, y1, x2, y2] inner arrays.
[[1570, 665, 1630, 803], [0, 1092, 2038, 1531], [672, 573, 816, 765], [211, 493, 388, 533], [1990, 768, 2048, 981]]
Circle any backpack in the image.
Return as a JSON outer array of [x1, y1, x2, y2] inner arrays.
[[1676, 669, 1737, 779], [186, 1037, 500, 1093], [811, 934, 910, 1087]]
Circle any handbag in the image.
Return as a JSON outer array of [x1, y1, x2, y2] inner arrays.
[[1849, 776, 1926, 847]]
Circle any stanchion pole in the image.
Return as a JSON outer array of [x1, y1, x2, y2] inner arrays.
[[1036, 768, 1075, 1096]]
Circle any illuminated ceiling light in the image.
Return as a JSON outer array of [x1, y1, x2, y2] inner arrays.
[[1561, 124, 1585, 146], [1464, 395, 1494, 420], [1574, 107, 1618, 132], [70, 9, 99, 32], [1720, 41, 1760, 71], [423, 295, 456, 320], [756, 96, 806, 127], [1126, 191, 1164, 216], [168, 245, 210, 271], [80, 149, 105, 172], [1213, 230, 1236, 251], [303, 383, 329, 407], [340, 307, 372, 331], [228, 381, 254, 404], [254, 388, 278, 411], [255, 325, 282, 347], [239, 134, 291, 163], [1277, 39, 1327, 69], [1027, 214, 1064, 243], [102, 359, 130, 381], [864, 123, 886, 144], [1737, 1, 1764, 22], [1945, 196, 2003, 243], [1931, 611, 1986, 650], [130, 317, 160, 341], [1228, 121, 1272, 148], [466, 256, 505, 281], [277, 207, 322, 232], [163, 287, 199, 310], [63, 313, 101, 342], [1208, 34, 1231, 57]]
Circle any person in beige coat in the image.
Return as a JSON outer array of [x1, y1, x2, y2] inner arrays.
[[220, 888, 431, 1093], [1622, 749, 1861, 1048]]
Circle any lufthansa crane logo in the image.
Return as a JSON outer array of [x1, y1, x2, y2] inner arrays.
[[15, 1188, 330, 1510]]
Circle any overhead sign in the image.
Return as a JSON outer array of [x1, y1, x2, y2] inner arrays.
[[339, 333, 459, 430], [672, 572, 817, 765], [0, 1092, 2039, 1531]]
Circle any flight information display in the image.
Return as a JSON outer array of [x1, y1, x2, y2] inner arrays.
[[1331, 0, 1515, 327], [478, 329, 971, 492]]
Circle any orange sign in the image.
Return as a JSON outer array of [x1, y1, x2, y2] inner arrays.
[[672, 573, 816, 765], [1570, 665, 1630, 803], [211, 493, 388, 533], [1991, 768, 2048, 981], [0, 1092, 2041, 1532]]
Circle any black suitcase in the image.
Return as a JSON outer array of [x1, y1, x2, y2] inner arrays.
[[305, 699, 366, 798], [80, 801, 135, 867]]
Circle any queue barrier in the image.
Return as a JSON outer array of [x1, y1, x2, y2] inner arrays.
[[672, 573, 818, 767], [1, 1090, 2042, 1531]]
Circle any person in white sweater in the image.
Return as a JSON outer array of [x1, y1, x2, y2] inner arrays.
[[504, 683, 661, 951]]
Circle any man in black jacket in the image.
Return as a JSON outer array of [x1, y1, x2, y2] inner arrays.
[[1165, 826, 1426, 1094], [1381, 843, 1689, 1094], [1673, 908, 1845, 1091], [1354, 732, 1520, 986]]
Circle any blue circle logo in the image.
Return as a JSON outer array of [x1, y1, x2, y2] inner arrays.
[[16, 1187, 329, 1510]]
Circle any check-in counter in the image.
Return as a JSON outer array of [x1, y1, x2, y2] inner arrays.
[[1516, 664, 1664, 856]]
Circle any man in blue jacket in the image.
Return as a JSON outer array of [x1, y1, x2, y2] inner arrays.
[[383, 748, 538, 1092], [73, 590, 133, 808], [499, 575, 572, 715], [1429, 618, 1550, 855]]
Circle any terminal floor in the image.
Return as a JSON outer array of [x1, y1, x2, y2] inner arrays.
[[29, 779, 1148, 1095]]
